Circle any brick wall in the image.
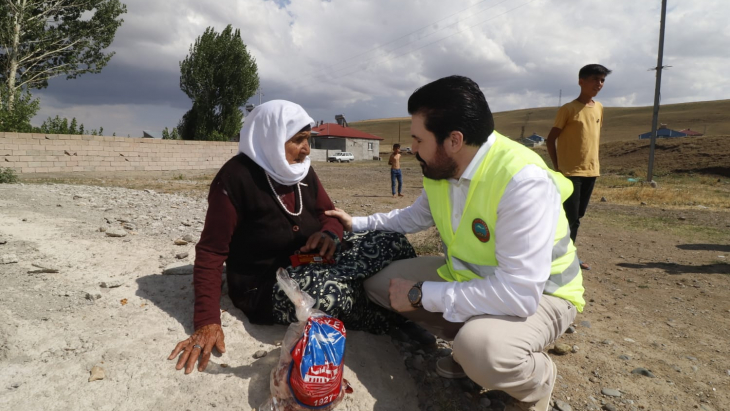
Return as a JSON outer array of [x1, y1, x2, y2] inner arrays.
[[0, 132, 239, 174]]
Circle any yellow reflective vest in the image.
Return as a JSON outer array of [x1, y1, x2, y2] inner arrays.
[[423, 132, 585, 312]]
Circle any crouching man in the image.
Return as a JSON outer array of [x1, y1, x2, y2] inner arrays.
[[327, 75, 585, 411]]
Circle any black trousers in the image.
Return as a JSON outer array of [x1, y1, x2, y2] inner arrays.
[[563, 176, 597, 243]]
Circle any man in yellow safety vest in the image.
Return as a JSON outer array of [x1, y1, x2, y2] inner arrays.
[[326, 75, 585, 411]]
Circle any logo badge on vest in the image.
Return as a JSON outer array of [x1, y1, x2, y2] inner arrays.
[[472, 218, 490, 243]]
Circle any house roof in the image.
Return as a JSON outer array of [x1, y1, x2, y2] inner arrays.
[[638, 128, 687, 139], [312, 123, 383, 140], [679, 128, 703, 136]]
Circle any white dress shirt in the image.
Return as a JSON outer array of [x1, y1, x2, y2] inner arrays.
[[352, 134, 563, 321]]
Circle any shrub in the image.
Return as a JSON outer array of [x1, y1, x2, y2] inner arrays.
[[0, 167, 19, 184]]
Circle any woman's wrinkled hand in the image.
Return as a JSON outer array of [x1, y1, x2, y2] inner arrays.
[[168, 323, 226, 374], [300, 231, 336, 259]]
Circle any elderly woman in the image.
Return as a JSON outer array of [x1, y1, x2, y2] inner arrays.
[[168, 100, 419, 374]]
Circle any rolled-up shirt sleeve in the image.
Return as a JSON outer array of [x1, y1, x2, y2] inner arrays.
[[352, 190, 435, 233], [420, 166, 560, 321]]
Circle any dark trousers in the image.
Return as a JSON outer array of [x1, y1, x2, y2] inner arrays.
[[391, 169, 403, 195], [563, 176, 597, 243]]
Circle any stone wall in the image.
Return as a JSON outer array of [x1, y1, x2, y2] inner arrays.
[[0, 132, 346, 174], [0, 132, 239, 174]]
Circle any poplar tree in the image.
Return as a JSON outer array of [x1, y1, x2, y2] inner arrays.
[[0, 0, 127, 109], [178, 25, 259, 141]]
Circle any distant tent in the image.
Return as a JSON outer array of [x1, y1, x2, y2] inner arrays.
[[526, 133, 545, 144], [142, 130, 163, 139], [638, 124, 687, 139]]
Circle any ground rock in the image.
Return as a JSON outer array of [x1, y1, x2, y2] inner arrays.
[[601, 388, 622, 397], [99, 281, 124, 288], [174, 239, 188, 245], [552, 343, 572, 355], [175, 252, 189, 259], [88, 366, 105, 382], [162, 263, 193, 275], [105, 230, 127, 238], [253, 350, 267, 359], [555, 399, 573, 411], [1, 254, 19, 264], [631, 368, 656, 378], [27, 263, 59, 274]]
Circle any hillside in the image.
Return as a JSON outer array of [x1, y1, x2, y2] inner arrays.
[[350, 99, 730, 148], [533, 135, 730, 177]]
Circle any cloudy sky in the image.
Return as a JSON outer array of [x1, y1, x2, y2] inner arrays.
[[31, 0, 730, 137]]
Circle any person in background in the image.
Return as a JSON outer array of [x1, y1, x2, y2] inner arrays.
[[546, 64, 612, 271], [327, 76, 584, 411], [168, 100, 421, 374], [388, 143, 404, 197]]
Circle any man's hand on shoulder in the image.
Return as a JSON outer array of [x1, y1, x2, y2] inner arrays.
[[324, 207, 353, 232]]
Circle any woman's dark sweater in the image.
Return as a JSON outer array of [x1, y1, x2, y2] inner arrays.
[[193, 154, 343, 329]]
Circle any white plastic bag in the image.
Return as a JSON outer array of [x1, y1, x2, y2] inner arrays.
[[258, 268, 348, 411]]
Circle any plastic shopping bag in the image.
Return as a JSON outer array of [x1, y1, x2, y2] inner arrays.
[[258, 268, 347, 411]]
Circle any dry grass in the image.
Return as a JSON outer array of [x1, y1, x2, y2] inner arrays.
[[594, 174, 730, 209], [350, 99, 730, 148], [590, 206, 729, 244]]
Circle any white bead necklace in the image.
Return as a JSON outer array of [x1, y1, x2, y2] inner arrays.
[[266, 173, 303, 216]]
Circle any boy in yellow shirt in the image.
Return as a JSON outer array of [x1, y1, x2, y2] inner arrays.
[[546, 64, 611, 271]]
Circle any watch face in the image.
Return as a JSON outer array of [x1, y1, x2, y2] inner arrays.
[[408, 287, 420, 304]]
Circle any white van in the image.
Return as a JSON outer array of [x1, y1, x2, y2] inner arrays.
[[327, 152, 355, 163]]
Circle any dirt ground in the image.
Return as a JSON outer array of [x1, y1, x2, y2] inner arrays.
[[2, 153, 729, 411]]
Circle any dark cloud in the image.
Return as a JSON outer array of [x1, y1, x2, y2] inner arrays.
[[36, 62, 189, 109], [26, 0, 730, 137]]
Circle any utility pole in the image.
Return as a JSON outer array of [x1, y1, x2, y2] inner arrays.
[[257, 88, 264, 105], [647, 0, 668, 185], [558, 89, 562, 107]]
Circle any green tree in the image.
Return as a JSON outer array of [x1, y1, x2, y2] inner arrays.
[[0, 83, 39, 132], [162, 126, 179, 140], [37, 115, 106, 135], [178, 24, 259, 141], [0, 0, 127, 110]]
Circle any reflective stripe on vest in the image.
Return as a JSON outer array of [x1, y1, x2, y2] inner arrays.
[[423, 132, 585, 312]]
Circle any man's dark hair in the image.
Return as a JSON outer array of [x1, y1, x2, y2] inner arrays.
[[579, 64, 612, 79], [407, 75, 494, 146], [393, 143, 400, 149]]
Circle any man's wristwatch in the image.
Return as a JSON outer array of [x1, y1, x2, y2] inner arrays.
[[408, 281, 424, 308]]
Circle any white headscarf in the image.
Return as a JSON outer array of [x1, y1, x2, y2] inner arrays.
[[238, 100, 315, 186]]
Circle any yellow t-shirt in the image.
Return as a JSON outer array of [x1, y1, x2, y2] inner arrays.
[[553, 100, 603, 177]]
